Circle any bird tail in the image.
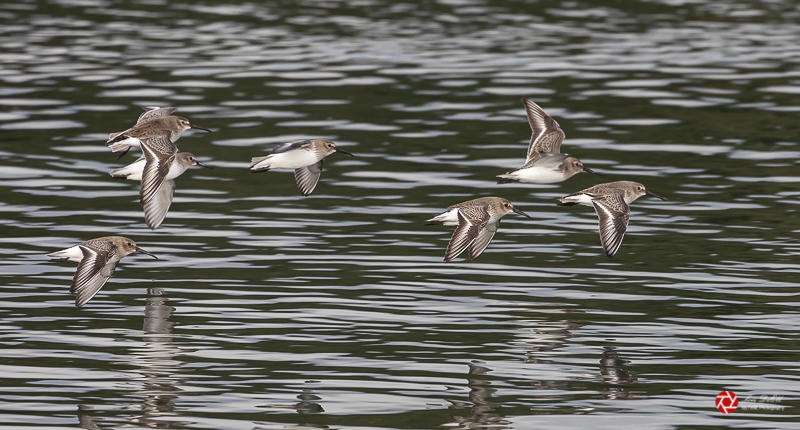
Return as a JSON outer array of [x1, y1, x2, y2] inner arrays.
[[558, 194, 580, 206], [250, 155, 272, 172], [495, 170, 519, 184]]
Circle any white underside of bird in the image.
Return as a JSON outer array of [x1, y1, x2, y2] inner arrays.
[[497, 165, 569, 183], [46, 245, 84, 263], [559, 193, 596, 206], [110, 157, 190, 181], [426, 208, 460, 226], [250, 150, 320, 171], [426, 208, 502, 226]]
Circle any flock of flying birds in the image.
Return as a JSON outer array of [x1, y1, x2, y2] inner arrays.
[[47, 97, 665, 307]]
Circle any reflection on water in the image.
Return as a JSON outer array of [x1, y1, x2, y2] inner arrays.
[[1, 0, 800, 428], [446, 362, 508, 429], [599, 346, 636, 401], [77, 288, 183, 429]]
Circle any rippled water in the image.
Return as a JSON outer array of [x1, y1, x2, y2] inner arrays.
[[1, 0, 799, 428]]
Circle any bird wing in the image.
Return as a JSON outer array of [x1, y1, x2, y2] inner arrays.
[[138, 106, 177, 124], [468, 220, 498, 260], [272, 140, 312, 154], [444, 207, 489, 262], [591, 195, 630, 258], [71, 244, 119, 308], [294, 160, 323, 196], [523, 98, 566, 162], [140, 135, 176, 217], [142, 179, 176, 230]]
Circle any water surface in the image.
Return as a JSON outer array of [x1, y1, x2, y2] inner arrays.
[[1, 0, 799, 428]]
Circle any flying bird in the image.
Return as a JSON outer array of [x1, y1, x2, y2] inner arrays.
[[559, 181, 666, 257], [110, 135, 212, 229], [47, 236, 158, 307], [250, 139, 354, 196], [497, 98, 598, 184], [107, 106, 211, 157], [427, 197, 533, 262]]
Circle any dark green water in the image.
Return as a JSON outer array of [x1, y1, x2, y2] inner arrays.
[[1, 0, 799, 428]]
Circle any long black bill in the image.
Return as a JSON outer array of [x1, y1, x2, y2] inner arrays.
[[191, 124, 212, 132], [583, 167, 602, 176], [513, 207, 534, 220], [196, 161, 214, 169], [136, 247, 159, 260], [336, 149, 355, 158], [646, 190, 667, 200]]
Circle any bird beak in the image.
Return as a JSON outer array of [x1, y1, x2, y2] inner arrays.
[[191, 124, 212, 132], [136, 247, 159, 260], [646, 190, 666, 200], [336, 148, 355, 158], [583, 166, 602, 176], [512, 207, 534, 220], [195, 160, 214, 169]]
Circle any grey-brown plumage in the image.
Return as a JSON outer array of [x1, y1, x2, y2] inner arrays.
[[106, 107, 210, 154], [139, 136, 211, 229], [426, 197, 534, 262], [46, 236, 158, 308], [497, 98, 598, 184], [559, 181, 666, 257], [250, 139, 354, 196], [522, 97, 565, 162]]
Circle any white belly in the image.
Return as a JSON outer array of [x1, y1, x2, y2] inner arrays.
[[110, 158, 186, 181], [47, 245, 84, 263], [511, 166, 568, 184], [427, 208, 460, 226], [165, 161, 188, 180], [255, 150, 320, 170], [561, 193, 596, 207]]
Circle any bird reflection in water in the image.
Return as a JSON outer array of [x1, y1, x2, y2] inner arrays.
[[446, 361, 510, 429], [78, 287, 184, 429], [295, 386, 325, 415], [599, 346, 636, 400]]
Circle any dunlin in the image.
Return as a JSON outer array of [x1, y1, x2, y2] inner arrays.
[[47, 236, 158, 308], [559, 181, 666, 257], [250, 139, 354, 196], [497, 98, 597, 184], [110, 135, 212, 229], [107, 107, 210, 155], [427, 197, 533, 262]]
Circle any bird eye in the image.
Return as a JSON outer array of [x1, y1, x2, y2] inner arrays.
[[128, 242, 133, 247]]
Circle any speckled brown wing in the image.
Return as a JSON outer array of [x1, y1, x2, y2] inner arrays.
[[444, 206, 489, 262], [139, 135, 177, 215], [523, 98, 565, 163], [71, 241, 120, 307], [591, 194, 630, 258], [468, 221, 498, 260], [137, 107, 177, 124]]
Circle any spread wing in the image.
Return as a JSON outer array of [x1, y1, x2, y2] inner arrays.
[[140, 135, 176, 222], [591, 195, 630, 258], [444, 208, 489, 262], [523, 98, 565, 163], [138, 106, 177, 124], [142, 179, 176, 230], [468, 221, 498, 260], [71, 245, 118, 308], [272, 140, 312, 154], [294, 160, 323, 196]]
